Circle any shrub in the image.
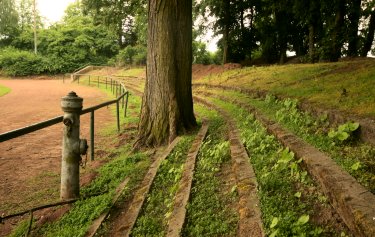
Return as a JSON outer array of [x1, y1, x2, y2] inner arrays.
[[0, 47, 48, 76]]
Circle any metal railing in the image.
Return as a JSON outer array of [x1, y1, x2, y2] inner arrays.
[[0, 80, 129, 162]]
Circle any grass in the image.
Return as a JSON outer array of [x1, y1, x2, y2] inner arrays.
[[37, 152, 150, 237], [195, 59, 375, 118], [0, 83, 11, 97], [202, 86, 375, 193], [207, 97, 347, 236], [115, 67, 145, 78], [182, 104, 238, 237]]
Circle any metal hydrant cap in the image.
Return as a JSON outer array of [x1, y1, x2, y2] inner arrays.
[[61, 91, 83, 112]]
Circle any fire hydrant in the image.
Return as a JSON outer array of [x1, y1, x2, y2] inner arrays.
[[60, 91, 88, 200]]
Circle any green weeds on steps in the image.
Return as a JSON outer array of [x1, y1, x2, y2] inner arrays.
[[182, 105, 238, 237], [198, 87, 375, 193], [210, 98, 347, 236], [33, 152, 150, 237], [131, 135, 195, 237], [261, 94, 375, 193]]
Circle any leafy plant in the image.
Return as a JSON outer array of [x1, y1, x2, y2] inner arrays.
[[328, 122, 360, 143]]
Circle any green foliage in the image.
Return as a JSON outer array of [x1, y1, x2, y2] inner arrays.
[[204, 97, 348, 235], [37, 152, 149, 237], [211, 88, 375, 193], [193, 41, 215, 65], [8, 219, 31, 237], [0, 2, 119, 75], [81, 0, 146, 48], [112, 45, 146, 66], [0, 47, 47, 76], [328, 122, 360, 143], [0, 0, 19, 45], [232, 108, 324, 236]]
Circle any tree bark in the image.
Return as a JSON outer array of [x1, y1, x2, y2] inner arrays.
[[361, 10, 375, 57], [347, 0, 361, 57], [308, 24, 315, 62], [276, 11, 287, 64], [135, 0, 196, 147], [222, 0, 230, 64], [330, 0, 345, 62]]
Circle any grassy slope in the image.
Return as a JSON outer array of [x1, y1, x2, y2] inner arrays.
[[115, 68, 145, 78], [195, 59, 375, 118]]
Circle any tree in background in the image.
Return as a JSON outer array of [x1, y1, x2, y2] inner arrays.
[[194, 0, 375, 63], [81, 0, 146, 48], [195, 0, 235, 64], [0, 0, 19, 46], [361, 1, 375, 57], [135, 0, 196, 147], [0, 2, 119, 75], [347, 0, 362, 57], [195, 0, 259, 64]]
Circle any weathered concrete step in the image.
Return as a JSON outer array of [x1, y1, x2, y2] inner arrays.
[[193, 83, 375, 146], [113, 138, 181, 237], [85, 178, 130, 237], [195, 91, 375, 237], [194, 96, 265, 237], [166, 122, 209, 237], [266, 122, 375, 236], [229, 127, 264, 237]]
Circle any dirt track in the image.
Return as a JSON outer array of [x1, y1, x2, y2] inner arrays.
[[0, 79, 113, 218]]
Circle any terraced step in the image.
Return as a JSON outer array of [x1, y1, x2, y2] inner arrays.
[[195, 91, 375, 236], [228, 124, 264, 237], [193, 83, 375, 146], [194, 96, 265, 237], [113, 138, 181, 237], [86, 178, 130, 237], [166, 123, 209, 237]]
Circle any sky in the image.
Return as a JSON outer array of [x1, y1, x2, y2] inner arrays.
[[37, 0, 76, 24], [36, 0, 218, 52]]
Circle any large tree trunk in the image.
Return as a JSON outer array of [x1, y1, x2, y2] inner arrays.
[[308, 24, 315, 62], [347, 0, 361, 57], [275, 11, 287, 64], [330, 0, 345, 62], [135, 0, 196, 147], [361, 10, 375, 57], [222, 0, 230, 64], [223, 24, 229, 64]]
